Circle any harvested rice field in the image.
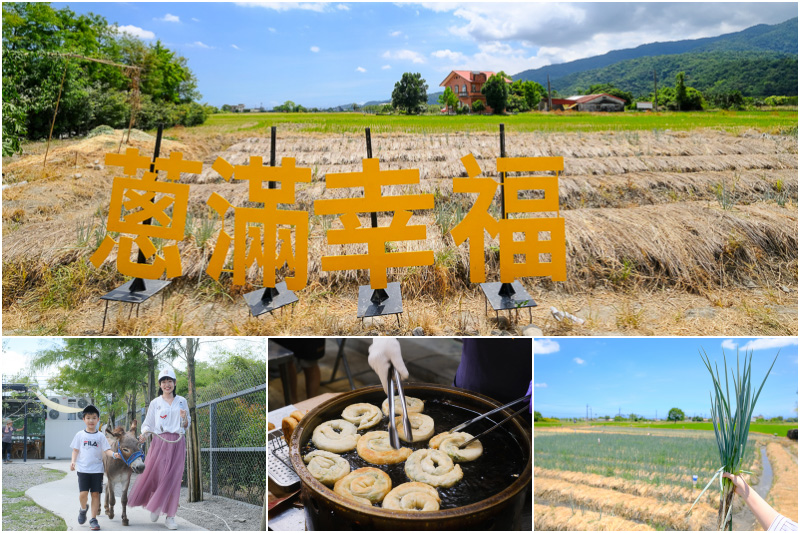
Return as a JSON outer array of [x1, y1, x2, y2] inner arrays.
[[2, 112, 797, 335], [533, 426, 794, 531]]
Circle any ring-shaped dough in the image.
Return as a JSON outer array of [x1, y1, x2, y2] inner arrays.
[[303, 450, 350, 486], [356, 431, 412, 465], [333, 467, 392, 506], [382, 482, 441, 511], [341, 403, 382, 430], [312, 419, 359, 453], [429, 431, 483, 462], [405, 449, 463, 488], [395, 413, 435, 443], [381, 396, 425, 417]]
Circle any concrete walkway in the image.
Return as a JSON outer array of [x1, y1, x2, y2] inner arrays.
[[26, 460, 206, 531]]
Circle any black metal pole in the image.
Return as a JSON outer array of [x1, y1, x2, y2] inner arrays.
[[130, 123, 164, 292], [366, 128, 377, 228], [499, 123, 506, 221], [269, 126, 276, 189], [23, 389, 27, 463]]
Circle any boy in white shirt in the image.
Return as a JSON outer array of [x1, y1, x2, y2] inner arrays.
[[70, 405, 121, 531]]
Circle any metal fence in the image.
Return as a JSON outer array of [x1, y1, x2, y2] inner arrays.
[[187, 368, 266, 506]]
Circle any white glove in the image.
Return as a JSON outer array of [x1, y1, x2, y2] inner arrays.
[[368, 338, 409, 395]]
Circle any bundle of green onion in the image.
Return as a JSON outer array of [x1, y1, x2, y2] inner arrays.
[[688, 348, 778, 531]]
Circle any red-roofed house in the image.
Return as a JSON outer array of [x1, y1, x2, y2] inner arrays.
[[540, 94, 626, 112], [439, 70, 512, 113]]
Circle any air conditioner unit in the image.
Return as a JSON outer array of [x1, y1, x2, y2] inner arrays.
[[49, 410, 60, 420]]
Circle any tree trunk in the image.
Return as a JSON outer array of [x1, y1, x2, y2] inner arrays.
[[127, 389, 137, 431], [146, 338, 156, 402], [185, 338, 203, 502]]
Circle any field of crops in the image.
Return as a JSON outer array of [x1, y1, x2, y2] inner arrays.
[[534, 420, 799, 436], [534, 428, 761, 530]]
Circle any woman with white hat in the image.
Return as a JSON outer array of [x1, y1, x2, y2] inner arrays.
[[128, 368, 190, 530]]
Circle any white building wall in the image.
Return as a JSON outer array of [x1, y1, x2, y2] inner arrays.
[[45, 419, 87, 459]]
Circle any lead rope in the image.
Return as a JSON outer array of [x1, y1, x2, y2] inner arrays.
[[151, 432, 184, 444]]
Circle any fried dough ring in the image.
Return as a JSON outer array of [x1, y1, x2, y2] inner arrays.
[[381, 396, 425, 416], [404, 449, 463, 488], [333, 467, 392, 506], [394, 413, 435, 443], [341, 403, 382, 430], [382, 482, 441, 511], [356, 431, 412, 465], [312, 419, 359, 453], [303, 450, 350, 486], [429, 431, 483, 462]]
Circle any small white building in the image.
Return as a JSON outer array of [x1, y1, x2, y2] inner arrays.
[[637, 102, 654, 111], [44, 395, 91, 459]]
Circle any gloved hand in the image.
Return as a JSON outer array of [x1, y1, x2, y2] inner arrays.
[[527, 381, 532, 413], [368, 338, 409, 395]]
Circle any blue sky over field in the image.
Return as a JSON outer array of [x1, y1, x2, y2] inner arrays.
[[51, 2, 798, 108], [533, 338, 799, 419]]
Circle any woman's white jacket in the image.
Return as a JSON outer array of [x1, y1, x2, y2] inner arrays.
[[141, 395, 191, 435]]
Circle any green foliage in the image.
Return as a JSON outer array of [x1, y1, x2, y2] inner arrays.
[[667, 407, 685, 422], [764, 95, 798, 106], [437, 86, 459, 113], [2, 2, 205, 146], [391, 72, 428, 114], [692, 416, 704, 422], [533, 410, 542, 422], [481, 71, 510, 114], [613, 415, 625, 421], [471, 99, 486, 113]]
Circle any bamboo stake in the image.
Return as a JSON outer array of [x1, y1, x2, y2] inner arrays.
[[43, 59, 69, 172]]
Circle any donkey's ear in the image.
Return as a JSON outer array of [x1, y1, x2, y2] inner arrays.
[[104, 424, 114, 437]]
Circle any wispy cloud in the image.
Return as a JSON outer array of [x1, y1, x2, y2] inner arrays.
[[534, 383, 548, 388], [268, 27, 276, 33], [336, 4, 350, 10], [382, 49, 425, 64], [431, 49, 468, 63], [723, 338, 798, 352], [236, 2, 329, 13], [113, 25, 155, 40], [191, 17, 200, 22], [355, 66, 366, 73], [192, 41, 213, 49], [310, 46, 320, 53], [381, 64, 392, 70], [534, 339, 559, 355], [231, 44, 240, 50], [156, 13, 181, 23], [574, 357, 585, 365], [390, 30, 403, 37]]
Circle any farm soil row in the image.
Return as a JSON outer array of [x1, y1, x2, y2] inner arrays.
[[765, 443, 799, 525], [533, 503, 654, 531]]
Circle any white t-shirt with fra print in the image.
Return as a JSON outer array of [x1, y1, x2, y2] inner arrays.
[[70, 430, 111, 474]]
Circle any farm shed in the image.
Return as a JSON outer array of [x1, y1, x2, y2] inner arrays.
[[540, 94, 626, 112]]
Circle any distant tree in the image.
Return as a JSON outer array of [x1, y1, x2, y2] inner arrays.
[[668, 407, 686, 423], [481, 71, 510, 114], [391, 72, 428, 114], [692, 416, 704, 422], [507, 94, 529, 112], [614, 415, 625, 422], [522, 81, 543, 109], [380, 103, 393, 114], [472, 99, 486, 113], [603, 415, 611, 421], [438, 87, 459, 114], [533, 411, 542, 422], [675, 72, 688, 110], [221, 104, 232, 112]]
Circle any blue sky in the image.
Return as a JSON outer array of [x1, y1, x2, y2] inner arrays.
[[51, 2, 797, 108], [533, 338, 799, 419]]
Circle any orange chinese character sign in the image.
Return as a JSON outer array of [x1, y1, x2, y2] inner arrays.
[[205, 156, 310, 290], [90, 148, 199, 279], [314, 158, 434, 289], [450, 154, 566, 283]]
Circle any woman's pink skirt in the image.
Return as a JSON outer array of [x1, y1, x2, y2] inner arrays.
[[128, 432, 186, 517]]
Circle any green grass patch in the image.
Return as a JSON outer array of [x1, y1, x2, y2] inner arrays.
[[534, 420, 797, 436], [2, 498, 67, 531], [194, 109, 798, 136], [2, 489, 26, 498]]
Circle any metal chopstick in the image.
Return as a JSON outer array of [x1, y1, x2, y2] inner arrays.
[[449, 394, 531, 433], [457, 404, 529, 449]]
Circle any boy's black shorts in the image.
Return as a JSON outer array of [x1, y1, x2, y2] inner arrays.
[[77, 472, 104, 493]]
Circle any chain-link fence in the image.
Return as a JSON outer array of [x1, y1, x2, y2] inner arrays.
[[187, 368, 266, 507]]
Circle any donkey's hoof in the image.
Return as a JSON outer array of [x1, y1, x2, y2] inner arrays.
[[122, 519, 129, 526], [107, 512, 114, 520]]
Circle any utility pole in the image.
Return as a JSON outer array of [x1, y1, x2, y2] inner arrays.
[[587, 404, 589, 422], [653, 70, 658, 112], [547, 75, 553, 111]]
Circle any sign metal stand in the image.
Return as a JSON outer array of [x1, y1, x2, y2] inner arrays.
[[479, 123, 537, 322], [243, 126, 299, 318], [355, 127, 403, 326], [99, 124, 170, 331]]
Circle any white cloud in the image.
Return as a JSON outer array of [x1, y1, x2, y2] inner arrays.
[[382, 49, 425, 64], [721, 339, 739, 350], [534, 383, 547, 388], [191, 17, 200, 22], [741, 338, 799, 351], [113, 25, 156, 40], [192, 41, 212, 49], [533, 339, 559, 355], [156, 13, 181, 23], [390, 30, 403, 37], [431, 49, 468, 63], [310, 46, 320, 53], [336, 4, 350, 10], [356, 66, 366, 73], [236, 2, 329, 13], [268, 27, 277, 33], [231, 44, 240, 50], [381, 64, 391, 70], [574, 357, 585, 365]]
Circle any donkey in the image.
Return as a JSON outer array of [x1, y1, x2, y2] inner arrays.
[[103, 420, 146, 526]]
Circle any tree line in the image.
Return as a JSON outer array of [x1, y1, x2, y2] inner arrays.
[[2, 2, 212, 156]]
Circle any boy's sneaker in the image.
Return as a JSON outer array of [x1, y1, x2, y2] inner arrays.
[[165, 516, 177, 530], [89, 517, 100, 531], [78, 506, 88, 525], [151, 510, 159, 522]]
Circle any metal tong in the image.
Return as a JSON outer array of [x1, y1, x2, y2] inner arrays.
[[449, 394, 531, 449], [387, 364, 413, 449]]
